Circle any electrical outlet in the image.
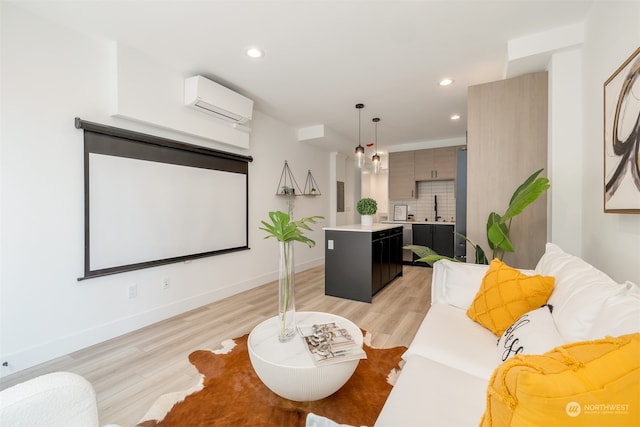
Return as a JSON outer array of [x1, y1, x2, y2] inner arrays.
[[161, 277, 170, 290], [128, 284, 137, 299]]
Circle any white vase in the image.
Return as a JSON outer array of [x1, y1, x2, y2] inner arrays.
[[278, 241, 296, 342], [361, 215, 373, 226]]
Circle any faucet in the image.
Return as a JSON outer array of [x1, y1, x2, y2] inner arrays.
[[434, 195, 442, 222]]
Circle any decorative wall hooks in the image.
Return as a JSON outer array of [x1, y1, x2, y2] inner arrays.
[[276, 161, 321, 196]]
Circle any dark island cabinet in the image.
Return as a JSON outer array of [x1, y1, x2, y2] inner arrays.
[[412, 224, 455, 265], [324, 225, 403, 303]]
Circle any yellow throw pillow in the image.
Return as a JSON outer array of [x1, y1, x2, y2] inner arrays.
[[480, 333, 640, 427], [467, 259, 555, 336]]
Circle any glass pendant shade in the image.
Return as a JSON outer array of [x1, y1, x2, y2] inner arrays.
[[372, 117, 381, 174], [354, 103, 365, 168], [372, 153, 381, 174], [355, 144, 365, 168]]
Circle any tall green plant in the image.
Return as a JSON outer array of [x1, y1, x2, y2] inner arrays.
[[484, 168, 550, 261], [259, 211, 323, 340], [406, 169, 549, 265]]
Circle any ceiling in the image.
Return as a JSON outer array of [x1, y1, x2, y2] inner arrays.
[[10, 0, 593, 155]]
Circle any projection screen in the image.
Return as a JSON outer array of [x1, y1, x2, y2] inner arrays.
[[76, 118, 252, 280]]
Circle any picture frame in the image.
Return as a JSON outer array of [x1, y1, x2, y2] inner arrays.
[[603, 46, 640, 213], [393, 204, 408, 221]]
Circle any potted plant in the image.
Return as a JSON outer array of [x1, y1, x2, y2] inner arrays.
[[259, 211, 323, 342], [356, 198, 377, 226], [406, 169, 550, 265]]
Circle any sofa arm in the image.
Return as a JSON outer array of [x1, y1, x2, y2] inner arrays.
[[432, 259, 537, 309], [431, 259, 490, 308], [0, 371, 100, 427]]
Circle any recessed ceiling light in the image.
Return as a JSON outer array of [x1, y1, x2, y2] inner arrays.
[[246, 47, 264, 59], [439, 78, 454, 86], [450, 114, 461, 120]]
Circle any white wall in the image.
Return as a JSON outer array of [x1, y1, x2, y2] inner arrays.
[[331, 152, 359, 226], [0, 3, 329, 376], [579, 1, 640, 284], [548, 48, 583, 255]]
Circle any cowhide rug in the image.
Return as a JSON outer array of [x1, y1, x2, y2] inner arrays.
[[137, 331, 406, 427]]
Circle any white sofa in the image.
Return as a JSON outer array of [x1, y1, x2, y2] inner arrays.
[[375, 243, 640, 426]]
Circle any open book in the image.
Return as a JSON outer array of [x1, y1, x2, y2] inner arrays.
[[298, 322, 367, 365]]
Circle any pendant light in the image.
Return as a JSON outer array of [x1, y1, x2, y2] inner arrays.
[[354, 104, 365, 168], [372, 117, 381, 174]]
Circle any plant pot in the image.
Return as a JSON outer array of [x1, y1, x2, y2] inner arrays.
[[361, 215, 373, 226], [278, 241, 296, 342]]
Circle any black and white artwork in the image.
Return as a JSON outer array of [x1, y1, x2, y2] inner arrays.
[[604, 47, 640, 213]]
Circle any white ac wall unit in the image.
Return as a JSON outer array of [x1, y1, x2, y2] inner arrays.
[[184, 75, 253, 124]]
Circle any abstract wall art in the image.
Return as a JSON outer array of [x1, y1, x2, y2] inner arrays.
[[604, 47, 640, 213]]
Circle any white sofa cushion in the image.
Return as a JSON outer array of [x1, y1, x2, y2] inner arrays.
[[431, 259, 535, 309], [535, 243, 625, 342], [374, 355, 488, 427], [588, 281, 640, 340], [496, 304, 565, 362], [403, 303, 499, 380], [431, 259, 489, 308]]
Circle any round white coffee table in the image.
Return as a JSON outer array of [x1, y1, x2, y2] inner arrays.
[[248, 311, 363, 401]]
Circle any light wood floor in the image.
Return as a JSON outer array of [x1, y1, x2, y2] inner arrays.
[[0, 264, 432, 427]]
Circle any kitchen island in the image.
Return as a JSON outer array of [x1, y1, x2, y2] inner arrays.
[[323, 224, 403, 303]]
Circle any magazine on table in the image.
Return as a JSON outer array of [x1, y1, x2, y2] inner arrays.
[[298, 322, 367, 365]]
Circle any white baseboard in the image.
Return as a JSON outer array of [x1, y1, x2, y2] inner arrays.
[[0, 258, 324, 378]]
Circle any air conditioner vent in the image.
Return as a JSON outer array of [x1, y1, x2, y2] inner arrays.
[[184, 75, 253, 124]]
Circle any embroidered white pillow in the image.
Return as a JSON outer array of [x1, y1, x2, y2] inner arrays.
[[497, 305, 565, 363]]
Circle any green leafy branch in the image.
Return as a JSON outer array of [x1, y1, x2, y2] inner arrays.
[[259, 211, 324, 247]]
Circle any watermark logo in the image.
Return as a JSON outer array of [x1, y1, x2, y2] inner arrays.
[[566, 401, 581, 417], [566, 401, 631, 417]]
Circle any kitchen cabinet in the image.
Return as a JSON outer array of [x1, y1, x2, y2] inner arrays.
[[412, 223, 455, 263], [324, 225, 403, 303], [414, 147, 457, 181], [388, 151, 416, 199], [372, 227, 403, 294]]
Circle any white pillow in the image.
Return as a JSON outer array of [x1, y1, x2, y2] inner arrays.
[[588, 281, 640, 340], [535, 243, 625, 342], [433, 259, 536, 309], [497, 305, 565, 363]]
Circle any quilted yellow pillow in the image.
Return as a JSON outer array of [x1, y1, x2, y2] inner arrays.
[[480, 333, 640, 427], [467, 259, 555, 336]]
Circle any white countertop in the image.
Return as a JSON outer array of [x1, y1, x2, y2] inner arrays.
[[322, 223, 404, 232], [382, 220, 455, 226]]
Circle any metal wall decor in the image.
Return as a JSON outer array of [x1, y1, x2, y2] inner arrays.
[[276, 160, 321, 196], [604, 46, 640, 213]]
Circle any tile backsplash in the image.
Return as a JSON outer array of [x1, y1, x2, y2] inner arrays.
[[390, 181, 456, 222]]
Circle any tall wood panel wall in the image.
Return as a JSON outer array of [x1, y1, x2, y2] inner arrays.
[[467, 71, 548, 269]]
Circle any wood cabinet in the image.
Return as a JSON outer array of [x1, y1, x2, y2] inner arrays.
[[412, 223, 455, 264], [414, 147, 457, 181], [325, 226, 403, 303], [467, 71, 548, 269], [388, 151, 416, 199], [390, 147, 459, 200]]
